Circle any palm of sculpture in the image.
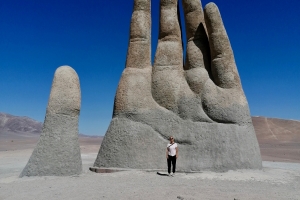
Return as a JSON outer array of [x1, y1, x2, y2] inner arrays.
[[94, 0, 262, 171]]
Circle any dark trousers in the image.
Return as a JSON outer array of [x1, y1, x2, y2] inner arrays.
[[167, 155, 176, 174]]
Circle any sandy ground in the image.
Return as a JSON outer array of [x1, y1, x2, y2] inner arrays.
[[0, 142, 300, 200], [259, 142, 300, 163]]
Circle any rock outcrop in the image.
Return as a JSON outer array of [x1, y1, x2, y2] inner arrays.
[[20, 66, 82, 177], [94, 0, 262, 172]]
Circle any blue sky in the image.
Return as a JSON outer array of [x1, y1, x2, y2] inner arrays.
[[0, 0, 299, 135]]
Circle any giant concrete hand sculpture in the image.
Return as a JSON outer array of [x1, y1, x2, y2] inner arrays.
[[20, 66, 82, 177], [94, 0, 262, 171]]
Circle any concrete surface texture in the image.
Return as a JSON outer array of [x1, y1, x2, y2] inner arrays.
[[94, 0, 262, 171], [20, 66, 82, 177]]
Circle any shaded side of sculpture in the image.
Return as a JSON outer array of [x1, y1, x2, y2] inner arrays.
[[20, 66, 82, 177], [94, 0, 262, 172]]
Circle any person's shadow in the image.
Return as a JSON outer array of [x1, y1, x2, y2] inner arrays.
[[156, 172, 169, 176]]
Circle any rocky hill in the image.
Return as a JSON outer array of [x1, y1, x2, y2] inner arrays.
[[0, 112, 299, 162], [1, 112, 299, 141], [0, 112, 42, 136], [0, 112, 102, 151], [252, 116, 300, 162], [252, 116, 300, 143]]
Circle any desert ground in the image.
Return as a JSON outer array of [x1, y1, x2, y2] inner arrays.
[[0, 138, 300, 199], [0, 116, 300, 199]]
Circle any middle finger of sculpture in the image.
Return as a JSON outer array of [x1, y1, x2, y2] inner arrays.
[[94, 0, 262, 171]]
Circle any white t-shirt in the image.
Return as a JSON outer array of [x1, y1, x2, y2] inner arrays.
[[167, 143, 177, 156]]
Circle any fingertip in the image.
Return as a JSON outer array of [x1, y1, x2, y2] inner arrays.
[[204, 2, 218, 12], [204, 2, 224, 43], [205, 3, 221, 19]]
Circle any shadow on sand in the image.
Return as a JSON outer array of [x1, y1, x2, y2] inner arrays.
[[156, 172, 170, 176]]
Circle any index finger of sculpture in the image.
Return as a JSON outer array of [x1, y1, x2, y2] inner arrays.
[[204, 3, 242, 89], [154, 0, 183, 67], [125, 0, 151, 69]]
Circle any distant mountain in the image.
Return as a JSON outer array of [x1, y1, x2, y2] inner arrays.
[[1, 112, 298, 161], [1, 112, 299, 142], [0, 112, 42, 135], [252, 116, 300, 143], [0, 112, 102, 138]]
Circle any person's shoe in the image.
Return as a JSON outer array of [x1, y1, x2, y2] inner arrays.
[[168, 173, 171, 177], [171, 173, 175, 177]]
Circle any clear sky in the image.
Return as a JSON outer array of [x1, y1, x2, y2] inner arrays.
[[1, 0, 299, 135]]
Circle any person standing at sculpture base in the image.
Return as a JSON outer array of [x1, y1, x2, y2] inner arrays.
[[166, 136, 178, 176]]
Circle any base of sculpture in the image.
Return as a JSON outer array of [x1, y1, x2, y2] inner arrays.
[[20, 114, 82, 177], [94, 109, 262, 172]]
